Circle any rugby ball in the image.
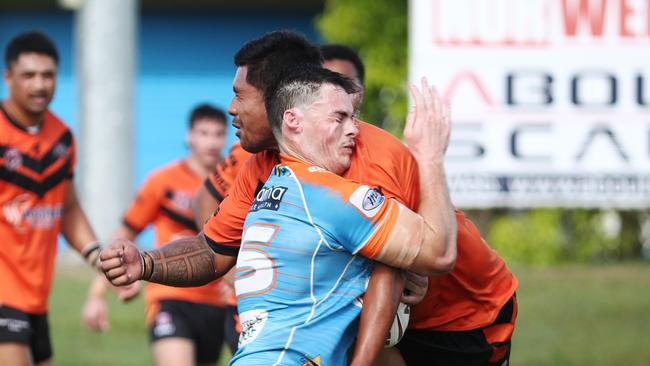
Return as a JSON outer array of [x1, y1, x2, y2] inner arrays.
[[385, 302, 410, 347]]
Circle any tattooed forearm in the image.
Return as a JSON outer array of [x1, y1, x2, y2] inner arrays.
[[141, 236, 218, 287]]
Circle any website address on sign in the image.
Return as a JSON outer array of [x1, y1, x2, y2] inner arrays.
[[448, 174, 650, 195]]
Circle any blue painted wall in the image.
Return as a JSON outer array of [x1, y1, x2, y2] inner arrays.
[[1, 9, 319, 246]]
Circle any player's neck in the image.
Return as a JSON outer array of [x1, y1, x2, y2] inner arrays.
[[2, 99, 45, 129], [185, 155, 211, 179]]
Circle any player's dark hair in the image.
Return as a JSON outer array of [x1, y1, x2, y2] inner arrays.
[[5, 31, 59, 69], [189, 103, 227, 129], [234, 30, 323, 93], [320, 44, 365, 86], [265, 65, 361, 137]]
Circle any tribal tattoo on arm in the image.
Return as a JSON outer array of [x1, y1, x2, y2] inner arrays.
[[140, 234, 230, 287]]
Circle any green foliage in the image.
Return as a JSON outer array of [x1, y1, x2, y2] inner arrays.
[[488, 209, 565, 265], [316, 0, 408, 135], [486, 209, 644, 265]]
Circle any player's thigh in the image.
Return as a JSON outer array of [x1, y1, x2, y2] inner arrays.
[[151, 337, 195, 366], [0, 343, 32, 366], [374, 347, 406, 366]]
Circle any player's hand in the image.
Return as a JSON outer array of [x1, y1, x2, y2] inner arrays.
[[82, 295, 109, 332], [99, 238, 143, 286], [400, 271, 428, 306], [403, 77, 451, 165], [114, 281, 141, 302]]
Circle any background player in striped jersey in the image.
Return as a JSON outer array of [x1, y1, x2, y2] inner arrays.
[[0, 31, 105, 366], [82, 104, 238, 366]]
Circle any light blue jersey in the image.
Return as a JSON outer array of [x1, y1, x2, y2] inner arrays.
[[230, 158, 397, 366]]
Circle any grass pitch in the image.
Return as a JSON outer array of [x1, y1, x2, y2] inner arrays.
[[48, 261, 650, 365]]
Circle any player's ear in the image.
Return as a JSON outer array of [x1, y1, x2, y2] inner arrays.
[[283, 108, 303, 133]]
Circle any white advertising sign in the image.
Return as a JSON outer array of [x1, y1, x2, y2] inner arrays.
[[409, 0, 650, 208]]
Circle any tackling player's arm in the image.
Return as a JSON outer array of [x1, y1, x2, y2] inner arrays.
[[100, 232, 235, 287], [357, 80, 457, 276], [349, 263, 404, 366]]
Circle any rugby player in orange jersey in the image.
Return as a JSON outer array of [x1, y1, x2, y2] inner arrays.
[[189, 38, 518, 365], [83, 104, 239, 366], [0, 31, 107, 366], [100, 31, 457, 366]]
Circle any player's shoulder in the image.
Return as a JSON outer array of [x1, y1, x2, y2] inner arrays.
[[145, 161, 186, 184], [42, 110, 74, 138], [243, 150, 279, 176]]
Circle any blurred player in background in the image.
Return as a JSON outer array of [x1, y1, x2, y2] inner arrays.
[[82, 104, 237, 366], [0, 31, 105, 366]]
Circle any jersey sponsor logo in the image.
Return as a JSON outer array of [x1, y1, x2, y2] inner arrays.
[[3, 148, 22, 171], [238, 309, 268, 347], [251, 186, 287, 212], [349, 186, 385, 218], [153, 311, 176, 337], [2, 194, 63, 232]]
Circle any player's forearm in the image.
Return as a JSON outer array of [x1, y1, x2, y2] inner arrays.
[[350, 264, 404, 366], [61, 183, 99, 252], [141, 234, 231, 287], [192, 185, 221, 228], [415, 160, 457, 274], [87, 275, 110, 299], [61, 200, 99, 253]]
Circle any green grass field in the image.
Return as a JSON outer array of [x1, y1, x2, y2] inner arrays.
[[48, 263, 650, 365]]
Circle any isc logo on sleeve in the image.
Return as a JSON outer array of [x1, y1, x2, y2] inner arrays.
[[349, 185, 385, 218], [251, 186, 288, 212]]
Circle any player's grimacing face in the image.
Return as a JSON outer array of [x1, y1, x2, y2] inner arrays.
[[188, 118, 226, 169], [299, 84, 358, 175], [228, 66, 276, 153], [4, 53, 57, 115]]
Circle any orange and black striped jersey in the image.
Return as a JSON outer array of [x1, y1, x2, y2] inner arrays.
[[204, 143, 253, 203], [203, 121, 518, 332], [0, 104, 76, 314], [122, 161, 227, 310]]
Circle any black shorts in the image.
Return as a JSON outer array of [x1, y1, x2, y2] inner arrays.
[[397, 295, 517, 366], [0, 304, 52, 363], [224, 305, 240, 354], [149, 300, 237, 363]]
